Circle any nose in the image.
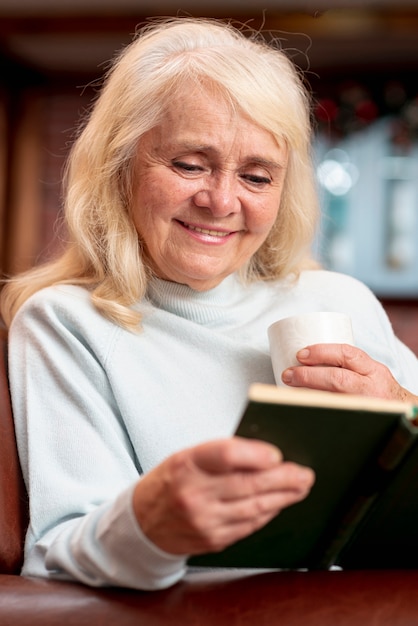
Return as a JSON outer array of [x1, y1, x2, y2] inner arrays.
[[193, 172, 241, 217]]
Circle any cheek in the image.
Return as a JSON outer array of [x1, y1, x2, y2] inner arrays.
[[132, 183, 169, 232], [247, 200, 280, 235], [137, 173, 193, 223]]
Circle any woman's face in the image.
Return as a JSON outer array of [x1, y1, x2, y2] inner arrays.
[[131, 89, 288, 291]]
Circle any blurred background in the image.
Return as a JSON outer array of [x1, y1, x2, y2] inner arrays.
[[1, 0, 418, 352]]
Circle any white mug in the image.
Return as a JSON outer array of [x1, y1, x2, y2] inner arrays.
[[268, 312, 354, 386]]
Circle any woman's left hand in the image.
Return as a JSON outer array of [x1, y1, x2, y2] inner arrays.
[[281, 343, 417, 403]]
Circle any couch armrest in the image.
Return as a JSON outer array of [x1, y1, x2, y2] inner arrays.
[[1, 569, 418, 625], [0, 333, 28, 574]]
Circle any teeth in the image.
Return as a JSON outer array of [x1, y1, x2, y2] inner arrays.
[[187, 224, 229, 237]]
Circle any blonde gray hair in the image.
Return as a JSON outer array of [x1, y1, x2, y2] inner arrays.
[[1, 17, 319, 330]]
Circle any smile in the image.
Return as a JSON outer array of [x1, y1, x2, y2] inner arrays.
[[180, 222, 232, 237]]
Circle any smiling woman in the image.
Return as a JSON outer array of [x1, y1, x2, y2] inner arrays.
[[131, 87, 288, 291], [1, 17, 318, 330], [1, 17, 418, 593]]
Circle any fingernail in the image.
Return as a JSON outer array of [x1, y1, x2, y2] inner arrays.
[[281, 369, 293, 384], [268, 445, 282, 463], [297, 348, 310, 360], [299, 468, 315, 486]]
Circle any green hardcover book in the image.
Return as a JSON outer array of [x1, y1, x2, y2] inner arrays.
[[189, 383, 418, 570]]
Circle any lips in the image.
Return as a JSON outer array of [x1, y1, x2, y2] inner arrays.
[[178, 221, 233, 237]]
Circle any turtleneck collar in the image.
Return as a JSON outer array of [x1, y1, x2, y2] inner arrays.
[[146, 274, 246, 326]]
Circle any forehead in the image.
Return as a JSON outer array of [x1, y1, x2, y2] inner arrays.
[[145, 89, 286, 161]]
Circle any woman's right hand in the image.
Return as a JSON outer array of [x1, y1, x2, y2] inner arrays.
[[132, 437, 314, 556]]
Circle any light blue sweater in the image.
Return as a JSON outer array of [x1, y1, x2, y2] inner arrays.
[[8, 270, 418, 589]]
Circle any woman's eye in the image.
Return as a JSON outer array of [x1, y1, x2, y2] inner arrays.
[[173, 161, 203, 173], [242, 173, 272, 186]]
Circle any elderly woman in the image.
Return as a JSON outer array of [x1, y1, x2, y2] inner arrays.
[[1, 17, 418, 591]]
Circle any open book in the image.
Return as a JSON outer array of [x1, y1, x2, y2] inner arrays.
[[189, 383, 418, 570]]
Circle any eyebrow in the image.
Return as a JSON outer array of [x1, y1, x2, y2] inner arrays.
[[246, 156, 286, 170], [175, 143, 286, 170]]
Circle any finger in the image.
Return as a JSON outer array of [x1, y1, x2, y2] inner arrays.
[[223, 477, 314, 523], [190, 437, 282, 474], [283, 356, 396, 397], [216, 462, 315, 501], [296, 343, 376, 375], [189, 474, 315, 554], [282, 363, 360, 393]]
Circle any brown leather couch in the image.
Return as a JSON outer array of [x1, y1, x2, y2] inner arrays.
[[2, 331, 418, 625]]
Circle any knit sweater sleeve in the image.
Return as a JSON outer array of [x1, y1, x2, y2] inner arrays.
[[8, 287, 187, 590]]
